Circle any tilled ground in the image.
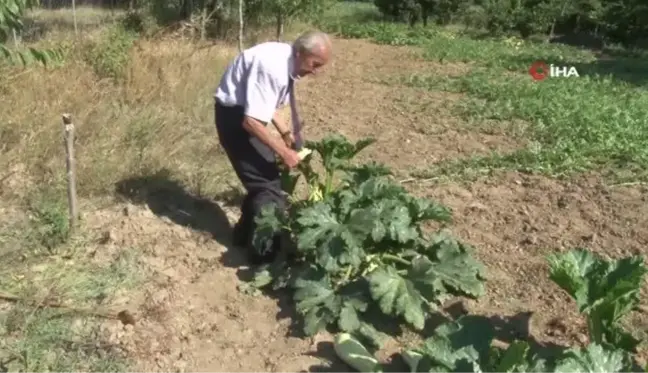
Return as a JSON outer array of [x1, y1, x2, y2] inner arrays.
[[83, 38, 648, 371]]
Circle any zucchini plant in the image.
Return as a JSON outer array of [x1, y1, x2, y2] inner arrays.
[[332, 249, 647, 372], [547, 249, 647, 354], [335, 316, 637, 373], [243, 134, 486, 347]]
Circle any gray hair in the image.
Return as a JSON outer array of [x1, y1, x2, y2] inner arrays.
[[292, 31, 331, 54]]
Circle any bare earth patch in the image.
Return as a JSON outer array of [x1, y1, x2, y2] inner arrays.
[[410, 172, 648, 359]]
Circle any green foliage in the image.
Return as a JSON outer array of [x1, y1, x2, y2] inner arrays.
[[29, 197, 69, 250], [548, 249, 647, 352], [333, 249, 647, 372], [243, 135, 485, 347], [405, 67, 648, 178], [340, 0, 648, 46], [0, 0, 63, 66], [322, 18, 648, 180], [26, 189, 70, 251], [84, 24, 138, 80], [398, 317, 638, 372]]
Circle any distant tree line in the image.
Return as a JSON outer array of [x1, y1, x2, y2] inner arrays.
[[373, 0, 648, 47]]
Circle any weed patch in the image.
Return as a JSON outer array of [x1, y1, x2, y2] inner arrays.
[[84, 24, 138, 81], [324, 18, 648, 181], [0, 246, 143, 371], [402, 69, 648, 179]]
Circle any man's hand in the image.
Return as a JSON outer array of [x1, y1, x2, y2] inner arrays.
[[279, 148, 301, 169]]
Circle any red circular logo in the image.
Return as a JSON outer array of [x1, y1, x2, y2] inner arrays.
[[529, 61, 549, 80]]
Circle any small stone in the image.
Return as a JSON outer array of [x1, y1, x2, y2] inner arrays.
[[173, 359, 187, 373], [468, 202, 487, 211]]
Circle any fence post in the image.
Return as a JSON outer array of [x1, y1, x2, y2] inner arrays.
[[62, 114, 78, 232]]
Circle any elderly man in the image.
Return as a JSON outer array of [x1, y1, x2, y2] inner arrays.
[[214, 30, 332, 264]]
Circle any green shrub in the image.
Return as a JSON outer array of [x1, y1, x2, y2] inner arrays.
[[84, 24, 137, 81]]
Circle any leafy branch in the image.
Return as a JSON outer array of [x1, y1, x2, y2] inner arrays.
[[0, 0, 63, 66]]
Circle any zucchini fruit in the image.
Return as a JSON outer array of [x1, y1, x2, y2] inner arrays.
[[401, 349, 423, 372], [333, 333, 382, 372], [297, 147, 312, 160]]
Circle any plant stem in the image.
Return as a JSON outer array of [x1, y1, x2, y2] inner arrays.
[[325, 170, 334, 196], [381, 253, 411, 266], [343, 265, 353, 282]]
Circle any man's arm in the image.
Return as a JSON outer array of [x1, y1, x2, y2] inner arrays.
[[271, 111, 291, 136], [243, 62, 296, 162], [242, 116, 290, 158]]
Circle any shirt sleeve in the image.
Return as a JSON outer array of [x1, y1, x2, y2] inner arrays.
[[244, 61, 280, 123]]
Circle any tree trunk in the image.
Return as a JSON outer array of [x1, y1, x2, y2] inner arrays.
[[238, 0, 244, 51], [181, 0, 193, 20], [200, 2, 207, 40], [276, 12, 284, 41], [550, 0, 570, 39]]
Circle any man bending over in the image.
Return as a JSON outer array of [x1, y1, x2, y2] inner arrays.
[[213, 30, 332, 264]]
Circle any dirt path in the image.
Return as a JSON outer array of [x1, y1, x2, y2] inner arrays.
[[90, 38, 648, 371]]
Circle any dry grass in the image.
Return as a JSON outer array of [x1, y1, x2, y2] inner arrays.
[[0, 9, 262, 371], [1, 25, 243, 201], [1, 7, 314, 203]]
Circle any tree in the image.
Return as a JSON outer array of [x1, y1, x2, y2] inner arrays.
[[1, 0, 61, 65], [265, 0, 331, 40]]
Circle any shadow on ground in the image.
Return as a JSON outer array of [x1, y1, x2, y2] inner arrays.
[[114, 168, 234, 248], [304, 301, 569, 372]]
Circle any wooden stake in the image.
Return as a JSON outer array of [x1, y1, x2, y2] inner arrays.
[[238, 0, 244, 52], [62, 114, 78, 232]]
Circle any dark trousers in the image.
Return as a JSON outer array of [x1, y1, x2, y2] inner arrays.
[[214, 101, 286, 261]]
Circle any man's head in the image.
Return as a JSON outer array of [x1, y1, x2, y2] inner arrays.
[[292, 31, 332, 78]]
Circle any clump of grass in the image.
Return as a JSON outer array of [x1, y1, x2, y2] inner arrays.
[[0, 244, 143, 372], [26, 188, 70, 251], [84, 23, 139, 80]]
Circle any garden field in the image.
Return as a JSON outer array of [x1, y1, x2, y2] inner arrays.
[[1, 2, 648, 372]]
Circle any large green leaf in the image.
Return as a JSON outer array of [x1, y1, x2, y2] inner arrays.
[[423, 232, 486, 298], [296, 202, 376, 271], [293, 267, 341, 336], [366, 265, 428, 330], [340, 162, 393, 185], [405, 316, 495, 372], [554, 344, 626, 373], [306, 135, 376, 173], [369, 199, 419, 244]]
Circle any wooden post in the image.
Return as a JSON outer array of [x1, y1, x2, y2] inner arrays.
[[72, 0, 78, 36], [238, 0, 244, 52], [62, 114, 78, 232]]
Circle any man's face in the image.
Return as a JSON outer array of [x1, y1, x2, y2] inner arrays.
[[295, 44, 331, 78]]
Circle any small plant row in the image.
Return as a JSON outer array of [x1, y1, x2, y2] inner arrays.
[[333, 248, 648, 372], [241, 134, 486, 347]]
